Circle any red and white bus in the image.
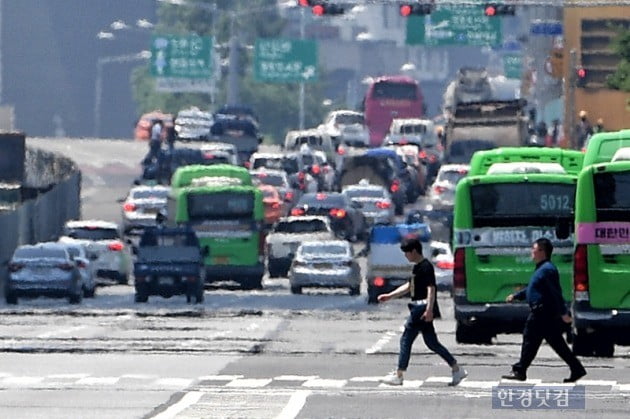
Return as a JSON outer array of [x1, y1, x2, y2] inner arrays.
[[362, 75, 425, 148]]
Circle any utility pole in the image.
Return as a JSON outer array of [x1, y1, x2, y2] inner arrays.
[[299, 7, 306, 130], [567, 49, 578, 150], [227, 13, 240, 105]]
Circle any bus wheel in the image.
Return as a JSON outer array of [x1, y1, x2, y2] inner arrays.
[[572, 329, 594, 356]]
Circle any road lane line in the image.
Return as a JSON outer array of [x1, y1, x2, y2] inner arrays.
[[275, 390, 311, 419], [365, 327, 403, 354], [150, 391, 204, 419], [37, 326, 87, 339]]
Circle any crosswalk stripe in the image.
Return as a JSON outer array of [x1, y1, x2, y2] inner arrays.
[[76, 377, 120, 385], [274, 375, 319, 381], [155, 378, 194, 387], [303, 378, 347, 388], [2, 376, 44, 385], [226, 378, 273, 388]]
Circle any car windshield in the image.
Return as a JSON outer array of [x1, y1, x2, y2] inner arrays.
[[65, 227, 119, 241], [301, 154, 315, 165], [252, 157, 284, 171], [14, 247, 67, 259], [344, 188, 384, 199], [132, 189, 169, 199], [274, 220, 328, 233], [335, 113, 364, 125], [262, 189, 276, 199], [253, 173, 285, 187], [300, 244, 348, 257], [297, 193, 346, 208], [438, 170, 468, 185]]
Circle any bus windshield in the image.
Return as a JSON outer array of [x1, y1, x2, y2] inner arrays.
[[471, 183, 575, 227], [594, 172, 630, 221], [372, 81, 418, 100]]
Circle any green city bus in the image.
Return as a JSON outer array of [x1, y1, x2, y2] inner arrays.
[[170, 164, 252, 190], [168, 184, 265, 289], [452, 147, 583, 344], [571, 131, 630, 357]]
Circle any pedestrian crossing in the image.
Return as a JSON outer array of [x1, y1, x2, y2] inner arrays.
[[0, 372, 627, 392]]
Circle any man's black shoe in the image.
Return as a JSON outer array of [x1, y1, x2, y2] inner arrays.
[[563, 370, 587, 383], [501, 371, 526, 381]]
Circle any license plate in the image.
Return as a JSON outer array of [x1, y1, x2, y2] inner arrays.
[[214, 256, 230, 265], [158, 277, 174, 286], [314, 263, 332, 269]]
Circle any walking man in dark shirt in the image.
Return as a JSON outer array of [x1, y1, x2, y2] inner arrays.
[[503, 238, 587, 382], [378, 237, 467, 386]]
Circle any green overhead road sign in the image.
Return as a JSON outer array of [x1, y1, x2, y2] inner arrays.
[[254, 39, 318, 83], [406, 5, 502, 46], [151, 34, 213, 78], [503, 54, 523, 79]]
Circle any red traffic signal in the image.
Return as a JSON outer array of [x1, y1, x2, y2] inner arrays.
[[399, 2, 434, 17], [576, 67, 587, 87], [577, 67, 586, 78], [311, 2, 344, 16], [483, 3, 515, 16]]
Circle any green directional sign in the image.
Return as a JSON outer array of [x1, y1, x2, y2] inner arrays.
[[406, 5, 502, 46], [254, 38, 318, 83], [503, 54, 523, 79], [151, 34, 213, 78]]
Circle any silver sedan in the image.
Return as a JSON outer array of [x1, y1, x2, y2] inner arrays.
[[288, 240, 361, 295]]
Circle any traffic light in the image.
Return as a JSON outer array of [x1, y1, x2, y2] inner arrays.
[[309, 1, 345, 16], [483, 3, 516, 16], [399, 2, 435, 17], [576, 66, 587, 88]]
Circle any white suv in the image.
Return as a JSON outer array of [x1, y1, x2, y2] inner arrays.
[[59, 220, 132, 285]]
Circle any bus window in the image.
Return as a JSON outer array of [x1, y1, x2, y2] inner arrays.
[[594, 172, 630, 221]]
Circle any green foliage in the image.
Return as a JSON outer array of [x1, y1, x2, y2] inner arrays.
[[131, 0, 329, 140], [606, 28, 630, 91]]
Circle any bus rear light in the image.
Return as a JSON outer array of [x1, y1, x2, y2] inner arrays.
[[108, 242, 124, 251], [574, 244, 590, 300], [373, 276, 385, 287], [453, 248, 466, 295]]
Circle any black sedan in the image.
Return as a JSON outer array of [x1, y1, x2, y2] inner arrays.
[[290, 192, 367, 242]]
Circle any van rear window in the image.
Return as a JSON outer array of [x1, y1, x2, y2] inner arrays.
[[471, 183, 575, 227], [595, 172, 630, 221]]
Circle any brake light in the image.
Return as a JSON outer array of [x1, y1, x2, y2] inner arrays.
[[574, 244, 589, 300], [291, 208, 305, 216], [311, 164, 320, 175], [316, 193, 327, 200], [429, 155, 437, 163], [373, 276, 385, 287], [453, 248, 466, 296], [108, 242, 124, 251], [203, 152, 215, 160], [8, 263, 24, 272], [271, 202, 281, 210], [375, 200, 391, 209], [337, 146, 346, 155], [436, 260, 454, 270], [58, 263, 74, 271], [285, 191, 294, 201], [418, 151, 427, 159], [243, 161, 251, 169], [256, 172, 267, 178], [390, 181, 400, 193], [434, 185, 446, 194], [123, 202, 136, 212], [329, 208, 347, 218]]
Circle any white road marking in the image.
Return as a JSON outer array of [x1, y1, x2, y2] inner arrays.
[[150, 391, 204, 419], [459, 380, 498, 389], [615, 384, 630, 391], [48, 373, 90, 379], [198, 374, 244, 381], [121, 374, 159, 380], [349, 376, 385, 382], [37, 326, 87, 339], [275, 390, 311, 419], [302, 378, 347, 388], [226, 378, 273, 388], [424, 376, 452, 383], [154, 378, 194, 388], [365, 328, 402, 354], [575, 380, 616, 386], [274, 375, 319, 381], [76, 376, 120, 385], [2, 376, 44, 385]]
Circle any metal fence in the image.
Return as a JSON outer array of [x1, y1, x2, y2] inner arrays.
[[0, 148, 81, 296]]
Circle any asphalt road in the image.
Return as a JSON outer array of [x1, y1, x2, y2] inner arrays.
[[5, 137, 627, 419]]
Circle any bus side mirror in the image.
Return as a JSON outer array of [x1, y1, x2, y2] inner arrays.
[[555, 219, 571, 240]]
